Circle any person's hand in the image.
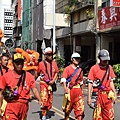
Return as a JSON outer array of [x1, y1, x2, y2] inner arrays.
[[64, 87, 68, 94], [87, 97, 92, 106], [114, 95, 118, 104], [0, 109, 3, 120], [49, 80, 54, 85], [38, 100, 43, 107]]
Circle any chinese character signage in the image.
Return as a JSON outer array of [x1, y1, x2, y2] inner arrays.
[[98, 6, 120, 30], [110, 0, 120, 7]]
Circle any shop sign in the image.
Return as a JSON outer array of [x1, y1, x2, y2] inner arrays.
[[98, 6, 120, 30], [110, 0, 120, 7]]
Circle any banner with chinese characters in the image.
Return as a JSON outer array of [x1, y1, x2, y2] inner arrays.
[[110, 0, 120, 7], [98, 6, 120, 30]]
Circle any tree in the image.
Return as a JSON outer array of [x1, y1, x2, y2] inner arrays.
[[56, 56, 65, 79]]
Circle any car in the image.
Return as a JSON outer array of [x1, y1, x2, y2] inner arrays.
[[79, 59, 96, 85], [79, 59, 96, 75]]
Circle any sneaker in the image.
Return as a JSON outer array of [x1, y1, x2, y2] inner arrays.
[[46, 115, 50, 120], [42, 116, 46, 120]]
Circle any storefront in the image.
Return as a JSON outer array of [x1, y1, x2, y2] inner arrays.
[[98, 6, 120, 64]]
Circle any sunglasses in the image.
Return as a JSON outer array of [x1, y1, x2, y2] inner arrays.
[[73, 57, 80, 59], [46, 53, 53, 56]]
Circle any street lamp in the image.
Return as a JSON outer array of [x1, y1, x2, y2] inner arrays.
[[53, 0, 56, 53]]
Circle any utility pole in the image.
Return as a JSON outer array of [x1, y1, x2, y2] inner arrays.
[[94, 0, 100, 63], [53, 0, 56, 53]]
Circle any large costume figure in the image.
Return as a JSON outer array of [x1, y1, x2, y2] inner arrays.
[[0, 29, 4, 42], [16, 48, 39, 71]]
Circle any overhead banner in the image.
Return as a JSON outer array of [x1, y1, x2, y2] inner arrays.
[[98, 6, 120, 30], [18, 0, 22, 20], [110, 0, 120, 7]]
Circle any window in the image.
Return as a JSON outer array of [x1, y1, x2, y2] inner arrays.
[[102, 0, 110, 8]]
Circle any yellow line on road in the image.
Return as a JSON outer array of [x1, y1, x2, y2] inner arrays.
[[33, 99, 75, 119], [51, 109, 64, 118], [52, 106, 75, 119]]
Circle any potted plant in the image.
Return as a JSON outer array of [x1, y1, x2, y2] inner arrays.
[[55, 56, 65, 82], [113, 64, 120, 96]]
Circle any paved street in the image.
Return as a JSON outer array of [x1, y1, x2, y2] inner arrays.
[[27, 83, 120, 120]]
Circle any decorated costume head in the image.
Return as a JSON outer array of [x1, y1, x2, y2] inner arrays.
[[0, 29, 4, 47], [15, 48, 40, 71], [0, 29, 4, 41]]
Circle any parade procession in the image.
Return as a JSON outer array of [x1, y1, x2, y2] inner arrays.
[[1, 0, 120, 120]]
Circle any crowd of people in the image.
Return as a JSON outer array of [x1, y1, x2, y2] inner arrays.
[[0, 47, 118, 120]]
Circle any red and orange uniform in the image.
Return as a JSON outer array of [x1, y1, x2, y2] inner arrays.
[[37, 60, 59, 115], [62, 65, 84, 119], [88, 64, 115, 120], [0, 70, 36, 120]]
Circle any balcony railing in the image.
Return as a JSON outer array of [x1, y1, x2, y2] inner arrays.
[[77, 0, 94, 9]]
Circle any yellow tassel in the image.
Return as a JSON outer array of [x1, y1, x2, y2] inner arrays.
[[1, 99, 7, 116], [108, 90, 115, 100]]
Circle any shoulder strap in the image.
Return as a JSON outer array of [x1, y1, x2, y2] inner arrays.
[[99, 65, 109, 88], [75, 68, 83, 83], [17, 71, 26, 87], [66, 67, 79, 84], [6, 68, 8, 73], [107, 65, 110, 80], [0, 66, 3, 76], [0, 66, 8, 76], [43, 60, 52, 80]]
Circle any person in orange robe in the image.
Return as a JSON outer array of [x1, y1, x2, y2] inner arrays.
[[0, 53, 10, 76], [15, 48, 40, 99], [0, 53, 43, 120], [37, 47, 59, 120], [87, 49, 117, 120], [61, 52, 84, 120]]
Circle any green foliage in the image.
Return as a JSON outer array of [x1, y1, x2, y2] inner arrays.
[[64, 5, 71, 16], [89, 0, 94, 3], [56, 56, 65, 77], [86, 8, 94, 19], [113, 64, 120, 89], [70, 0, 78, 5], [64, 0, 80, 15]]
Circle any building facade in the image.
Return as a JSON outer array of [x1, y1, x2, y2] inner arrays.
[[56, 0, 120, 65], [11, 0, 22, 48], [98, 0, 120, 64], [4, 8, 13, 38], [0, 0, 12, 43], [56, 0, 95, 65]]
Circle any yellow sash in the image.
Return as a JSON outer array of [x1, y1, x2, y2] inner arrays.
[[1, 99, 7, 116], [62, 84, 80, 110], [62, 92, 70, 110], [108, 90, 115, 100]]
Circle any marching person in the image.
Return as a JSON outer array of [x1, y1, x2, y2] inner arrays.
[[0, 53, 43, 120], [37, 47, 59, 120], [0, 53, 10, 76], [87, 49, 117, 120], [61, 52, 84, 120]]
